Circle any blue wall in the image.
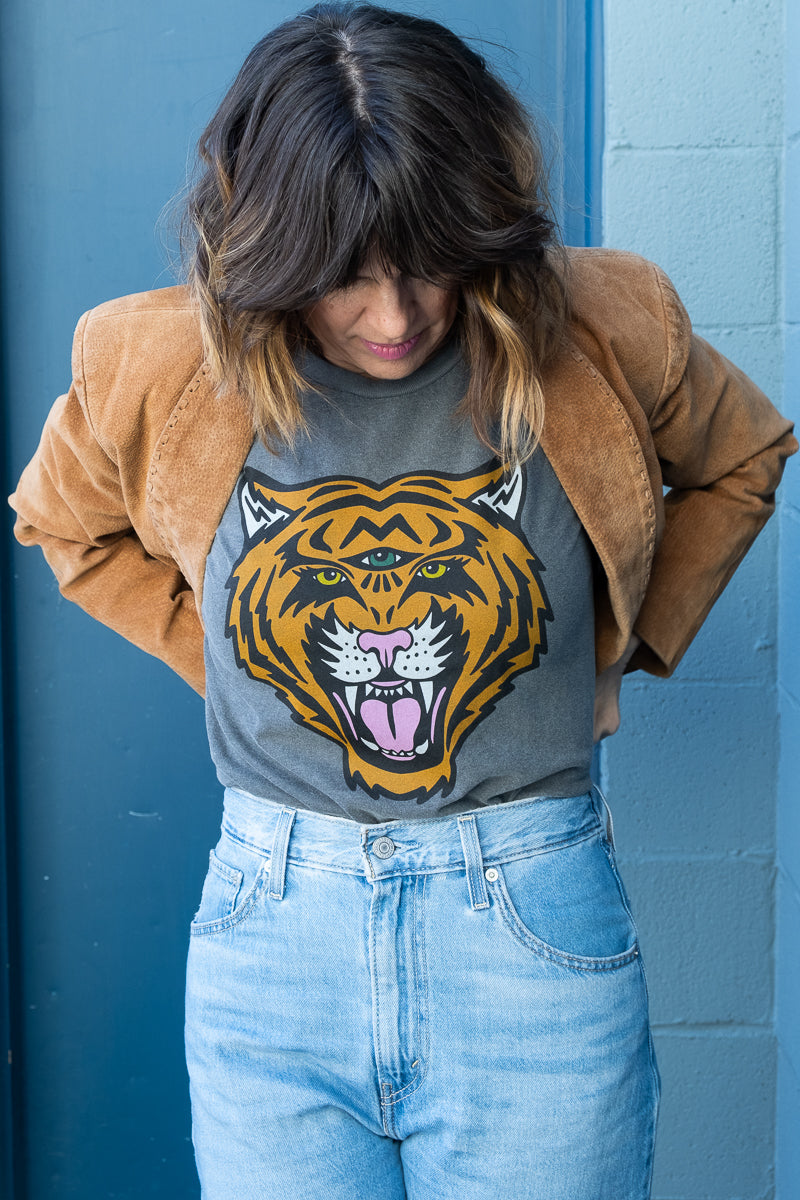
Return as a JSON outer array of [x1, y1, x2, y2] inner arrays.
[[777, 0, 800, 1194], [0, 3, 595, 1196], [602, 1, 789, 1197]]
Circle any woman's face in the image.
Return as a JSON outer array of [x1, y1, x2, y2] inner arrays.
[[304, 266, 458, 379]]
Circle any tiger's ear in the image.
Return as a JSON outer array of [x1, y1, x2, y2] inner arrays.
[[470, 466, 525, 522], [238, 472, 296, 541]]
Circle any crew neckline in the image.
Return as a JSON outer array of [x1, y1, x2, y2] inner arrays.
[[297, 336, 464, 400]]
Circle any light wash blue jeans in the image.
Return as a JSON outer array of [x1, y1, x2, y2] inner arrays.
[[185, 787, 659, 1198]]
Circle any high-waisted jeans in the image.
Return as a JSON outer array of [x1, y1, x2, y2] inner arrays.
[[185, 787, 660, 1199]]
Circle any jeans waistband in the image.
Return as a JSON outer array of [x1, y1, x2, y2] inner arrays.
[[221, 786, 607, 884]]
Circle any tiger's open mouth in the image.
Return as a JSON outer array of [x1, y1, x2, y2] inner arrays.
[[332, 676, 448, 764], [308, 604, 467, 772]]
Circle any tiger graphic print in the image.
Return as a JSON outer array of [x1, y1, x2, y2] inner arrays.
[[225, 461, 553, 803]]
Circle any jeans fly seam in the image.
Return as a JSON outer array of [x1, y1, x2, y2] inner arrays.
[[361, 828, 377, 880], [384, 872, 430, 1111], [369, 880, 393, 1135]]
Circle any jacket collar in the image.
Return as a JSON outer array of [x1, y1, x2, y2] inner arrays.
[[147, 344, 657, 653]]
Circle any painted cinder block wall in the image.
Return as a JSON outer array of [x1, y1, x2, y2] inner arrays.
[[600, 1, 785, 1196], [777, 1, 800, 1195]]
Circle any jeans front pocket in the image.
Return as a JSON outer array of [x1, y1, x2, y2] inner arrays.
[[489, 830, 639, 970], [191, 830, 270, 936]]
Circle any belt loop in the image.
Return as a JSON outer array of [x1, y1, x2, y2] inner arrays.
[[592, 784, 615, 851], [268, 808, 296, 901], [458, 814, 489, 911]]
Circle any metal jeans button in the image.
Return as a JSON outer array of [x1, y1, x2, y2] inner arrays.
[[373, 836, 396, 859]]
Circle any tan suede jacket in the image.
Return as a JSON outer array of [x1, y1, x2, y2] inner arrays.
[[10, 248, 797, 697]]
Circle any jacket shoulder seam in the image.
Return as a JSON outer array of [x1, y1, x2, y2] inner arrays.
[[74, 309, 118, 465], [651, 264, 691, 406]]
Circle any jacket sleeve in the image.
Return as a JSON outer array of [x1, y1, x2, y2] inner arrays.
[[9, 312, 206, 695], [629, 267, 797, 676]]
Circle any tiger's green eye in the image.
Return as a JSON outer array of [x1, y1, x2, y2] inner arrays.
[[367, 549, 397, 568], [316, 569, 343, 586], [419, 562, 447, 580]]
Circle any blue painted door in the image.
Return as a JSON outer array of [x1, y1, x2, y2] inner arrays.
[[0, 2, 599, 1195]]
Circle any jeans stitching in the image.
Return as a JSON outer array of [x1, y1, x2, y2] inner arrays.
[[206, 849, 243, 888], [369, 880, 394, 1136], [489, 868, 640, 971], [268, 808, 295, 901], [383, 873, 429, 1111], [189, 863, 270, 936], [635, 954, 661, 1198], [457, 815, 489, 910], [220, 820, 603, 880], [219, 821, 270, 859]]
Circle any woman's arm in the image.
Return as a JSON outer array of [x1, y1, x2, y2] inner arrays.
[[593, 634, 641, 742], [629, 270, 796, 675], [615, 260, 796, 678], [9, 314, 206, 695]]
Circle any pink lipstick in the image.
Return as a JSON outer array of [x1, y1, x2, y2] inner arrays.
[[360, 333, 421, 360]]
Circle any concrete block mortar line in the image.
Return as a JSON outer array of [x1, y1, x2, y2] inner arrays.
[[624, 678, 777, 690], [652, 1024, 775, 1037], [695, 323, 784, 332], [606, 142, 784, 154], [617, 851, 773, 865]]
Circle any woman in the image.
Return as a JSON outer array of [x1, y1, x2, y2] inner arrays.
[[10, 4, 796, 1197]]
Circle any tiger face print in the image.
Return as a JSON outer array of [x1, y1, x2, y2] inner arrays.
[[225, 461, 552, 803]]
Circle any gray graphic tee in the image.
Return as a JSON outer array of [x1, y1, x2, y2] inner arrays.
[[203, 341, 595, 822]]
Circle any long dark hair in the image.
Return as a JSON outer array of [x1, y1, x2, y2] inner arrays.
[[186, 3, 569, 466]]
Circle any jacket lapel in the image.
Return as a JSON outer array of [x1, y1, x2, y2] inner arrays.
[[146, 365, 254, 607], [538, 340, 657, 663]]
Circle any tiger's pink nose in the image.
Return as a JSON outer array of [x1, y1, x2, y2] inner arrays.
[[358, 629, 412, 669]]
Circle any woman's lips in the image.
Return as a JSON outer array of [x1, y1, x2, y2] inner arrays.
[[360, 333, 421, 360]]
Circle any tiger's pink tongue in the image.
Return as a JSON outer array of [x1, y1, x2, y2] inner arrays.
[[361, 697, 421, 752]]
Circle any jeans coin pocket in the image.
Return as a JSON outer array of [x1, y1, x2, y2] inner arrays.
[[490, 832, 639, 970], [191, 832, 269, 936]]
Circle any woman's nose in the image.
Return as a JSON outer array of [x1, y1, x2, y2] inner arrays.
[[367, 279, 415, 339]]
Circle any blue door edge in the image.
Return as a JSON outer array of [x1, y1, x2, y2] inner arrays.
[[1, 461, 22, 1198], [584, 0, 603, 247], [560, 0, 603, 248]]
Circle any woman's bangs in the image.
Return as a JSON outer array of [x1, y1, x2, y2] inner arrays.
[[311, 185, 455, 294]]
